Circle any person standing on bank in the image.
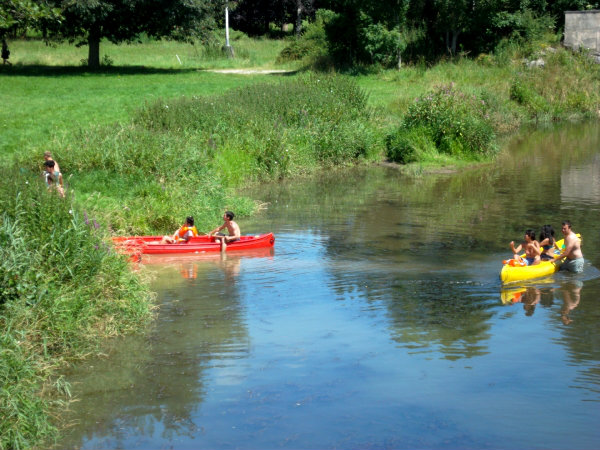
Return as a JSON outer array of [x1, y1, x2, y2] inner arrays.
[[554, 221, 584, 273], [2, 39, 11, 65], [44, 151, 60, 174], [43, 160, 65, 197], [208, 211, 240, 252]]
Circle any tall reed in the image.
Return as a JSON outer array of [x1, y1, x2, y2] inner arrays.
[[0, 169, 154, 450]]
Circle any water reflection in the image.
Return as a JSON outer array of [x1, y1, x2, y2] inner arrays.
[[142, 247, 274, 281], [500, 279, 587, 324], [57, 251, 279, 449]]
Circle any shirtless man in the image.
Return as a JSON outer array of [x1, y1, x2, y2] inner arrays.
[[208, 211, 241, 252], [554, 221, 584, 273], [510, 229, 541, 266]]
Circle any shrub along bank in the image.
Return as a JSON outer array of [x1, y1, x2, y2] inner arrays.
[[384, 45, 600, 164], [0, 171, 154, 450]]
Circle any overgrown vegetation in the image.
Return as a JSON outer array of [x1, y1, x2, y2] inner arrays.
[[387, 84, 498, 163], [384, 42, 600, 164], [0, 171, 153, 450], [509, 47, 600, 120], [37, 75, 381, 234]]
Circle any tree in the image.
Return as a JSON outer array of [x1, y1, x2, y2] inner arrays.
[[1, 0, 60, 38], [43, 0, 215, 68], [230, 0, 280, 35]]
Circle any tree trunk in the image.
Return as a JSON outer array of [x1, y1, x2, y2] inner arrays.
[[451, 30, 460, 55], [88, 28, 100, 69], [295, 0, 303, 37]]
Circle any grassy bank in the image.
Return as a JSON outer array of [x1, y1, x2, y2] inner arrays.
[[0, 171, 154, 449], [1, 35, 599, 449]]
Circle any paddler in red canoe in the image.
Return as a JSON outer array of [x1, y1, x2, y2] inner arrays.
[[158, 216, 199, 244], [208, 210, 241, 252]]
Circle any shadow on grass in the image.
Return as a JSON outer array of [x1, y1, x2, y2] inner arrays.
[[0, 64, 202, 77]]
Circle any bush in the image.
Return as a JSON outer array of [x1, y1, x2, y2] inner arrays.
[[509, 77, 550, 116], [386, 127, 436, 164], [277, 9, 333, 66], [399, 84, 497, 160], [509, 47, 600, 120], [135, 74, 378, 175]]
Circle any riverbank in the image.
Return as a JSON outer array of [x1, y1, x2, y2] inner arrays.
[[1, 36, 599, 449]]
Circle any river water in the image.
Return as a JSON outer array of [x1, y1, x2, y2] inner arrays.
[[57, 122, 600, 450]]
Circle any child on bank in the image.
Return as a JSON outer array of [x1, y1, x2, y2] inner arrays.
[[43, 160, 65, 197]]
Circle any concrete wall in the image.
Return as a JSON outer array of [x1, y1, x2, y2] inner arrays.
[[564, 10, 600, 54]]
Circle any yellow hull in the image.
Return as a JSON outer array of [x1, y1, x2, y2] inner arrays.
[[500, 260, 558, 283], [500, 236, 579, 284]]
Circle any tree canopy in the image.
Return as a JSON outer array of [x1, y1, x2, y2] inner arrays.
[[42, 0, 215, 68], [0, 0, 60, 38], [295, 0, 600, 67]]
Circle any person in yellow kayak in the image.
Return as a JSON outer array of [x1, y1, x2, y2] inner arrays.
[[554, 221, 584, 273], [159, 216, 198, 244], [510, 229, 541, 266], [208, 211, 240, 252], [538, 224, 559, 261]]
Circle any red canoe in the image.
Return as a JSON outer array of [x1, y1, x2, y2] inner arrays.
[[112, 233, 275, 255]]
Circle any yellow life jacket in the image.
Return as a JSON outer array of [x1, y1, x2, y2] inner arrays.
[[177, 226, 198, 241]]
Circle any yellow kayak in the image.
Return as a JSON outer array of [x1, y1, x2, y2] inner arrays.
[[500, 236, 580, 284], [500, 260, 558, 283]]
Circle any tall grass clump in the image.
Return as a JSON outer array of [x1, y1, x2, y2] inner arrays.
[[509, 46, 600, 120], [387, 84, 498, 164], [41, 125, 255, 235], [0, 169, 154, 450], [136, 74, 381, 172]]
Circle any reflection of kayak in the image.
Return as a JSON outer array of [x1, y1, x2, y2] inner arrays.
[[112, 233, 275, 255], [500, 236, 579, 284], [500, 287, 527, 304]]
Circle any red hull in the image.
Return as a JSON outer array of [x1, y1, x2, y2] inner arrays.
[[112, 233, 275, 255]]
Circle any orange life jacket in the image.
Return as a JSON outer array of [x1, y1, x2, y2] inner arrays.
[[176, 226, 198, 241]]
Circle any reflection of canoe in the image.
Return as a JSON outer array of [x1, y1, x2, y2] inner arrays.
[[500, 236, 579, 284], [140, 246, 274, 264], [112, 233, 275, 255]]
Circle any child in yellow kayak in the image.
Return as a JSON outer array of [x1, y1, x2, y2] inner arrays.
[[509, 229, 541, 266]]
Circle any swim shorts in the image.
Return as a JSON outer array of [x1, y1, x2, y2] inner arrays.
[[559, 257, 584, 273]]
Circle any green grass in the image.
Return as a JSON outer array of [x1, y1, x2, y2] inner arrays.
[[7, 34, 295, 69], [0, 68, 292, 157]]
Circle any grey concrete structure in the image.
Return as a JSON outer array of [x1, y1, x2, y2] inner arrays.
[[564, 10, 600, 60]]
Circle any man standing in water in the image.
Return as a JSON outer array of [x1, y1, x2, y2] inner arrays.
[[208, 211, 240, 252], [554, 221, 584, 273]]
